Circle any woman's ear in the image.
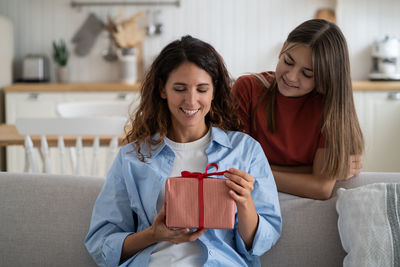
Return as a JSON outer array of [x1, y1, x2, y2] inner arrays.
[[160, 87, 167, 99]]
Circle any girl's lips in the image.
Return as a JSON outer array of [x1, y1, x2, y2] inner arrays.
[[282, 77, 299, 89]]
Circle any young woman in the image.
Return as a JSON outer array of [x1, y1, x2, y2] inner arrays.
[[85, 35, 281, 267], [232, 19, 364, 200]]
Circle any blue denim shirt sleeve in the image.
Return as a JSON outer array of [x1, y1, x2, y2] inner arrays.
[[85, 150, 136, 267], [233, 140, 282, 259]]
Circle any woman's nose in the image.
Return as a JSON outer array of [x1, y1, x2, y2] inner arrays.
[[185, 90, 197, 104]]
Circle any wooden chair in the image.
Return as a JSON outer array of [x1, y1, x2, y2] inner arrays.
[[15, 117, 126, 177]]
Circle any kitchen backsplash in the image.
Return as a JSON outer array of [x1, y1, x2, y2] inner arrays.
[[0, 0, 399, 82]]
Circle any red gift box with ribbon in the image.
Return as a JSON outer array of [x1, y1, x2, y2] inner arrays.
[[165, 163, 235, 229]]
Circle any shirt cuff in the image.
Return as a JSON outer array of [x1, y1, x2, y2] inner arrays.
[[102, 232, 133, 267], [235, 214, 279, 259]]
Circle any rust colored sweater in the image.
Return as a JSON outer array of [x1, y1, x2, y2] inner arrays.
[[232, 72, 325, 166]]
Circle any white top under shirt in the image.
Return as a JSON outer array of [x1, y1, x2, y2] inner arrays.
[[148, 129, 211, 267]]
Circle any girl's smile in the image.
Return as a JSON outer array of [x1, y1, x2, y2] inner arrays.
[[275, 43, 315, 97]]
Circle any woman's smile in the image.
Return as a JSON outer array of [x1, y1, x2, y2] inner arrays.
[[161, 61, 214, 142], [180, 107, 200, 117]]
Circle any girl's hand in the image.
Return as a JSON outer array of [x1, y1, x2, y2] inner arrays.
[[224, 168, 256, 211], [347, 154, 363, 179], [150, 206, 207, 245]]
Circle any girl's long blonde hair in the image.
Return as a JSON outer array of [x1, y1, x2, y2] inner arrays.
[[254, 19, 364, 179]]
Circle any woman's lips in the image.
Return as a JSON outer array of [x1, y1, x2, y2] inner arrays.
[[181, 108, 199, 116]]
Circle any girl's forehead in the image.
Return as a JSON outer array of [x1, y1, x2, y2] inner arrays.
[[284, 42, 310, 53]]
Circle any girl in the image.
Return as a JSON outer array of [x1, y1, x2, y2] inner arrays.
[[232, 19, 364, 200], [85, 36, 281, 267]]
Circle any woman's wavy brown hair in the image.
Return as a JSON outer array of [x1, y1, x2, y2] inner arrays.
[[254, 19, 364, 179], [125, 35, 242, 161]]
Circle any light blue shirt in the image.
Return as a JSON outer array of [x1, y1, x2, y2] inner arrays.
[[85, 127, 282, 267]]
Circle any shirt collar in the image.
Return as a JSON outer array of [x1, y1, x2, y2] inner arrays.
[[143, 126, 232, 159]]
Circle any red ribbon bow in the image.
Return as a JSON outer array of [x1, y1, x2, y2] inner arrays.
[[179, 163, 227, 229]]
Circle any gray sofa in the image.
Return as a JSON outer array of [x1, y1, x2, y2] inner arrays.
[[1, 171, 399, 267]]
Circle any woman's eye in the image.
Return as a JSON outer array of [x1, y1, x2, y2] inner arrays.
[[197, 87, 209, 93], [303, 72, 313, 79], [173, 87, 185, 92]]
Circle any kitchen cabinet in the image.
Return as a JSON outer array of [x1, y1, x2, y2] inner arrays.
[[353, 90, 400, 172], [4, 83, 141, 174]]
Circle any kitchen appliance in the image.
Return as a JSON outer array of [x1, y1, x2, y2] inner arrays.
[[22, 54, 50, 82], [369, 36, 400, 80]]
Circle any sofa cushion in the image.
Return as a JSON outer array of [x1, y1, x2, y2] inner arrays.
[[0, 172, 104, 267], [261, 172, 400, 267], [336, 183, 400, 267]]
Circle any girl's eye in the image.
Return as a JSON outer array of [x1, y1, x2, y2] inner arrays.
[[284, 58, 293, 66], [303, 72, 313, 79]]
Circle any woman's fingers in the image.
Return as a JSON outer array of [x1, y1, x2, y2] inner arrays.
[[224, 168, 254, 191], [169, 228, 207, 244]]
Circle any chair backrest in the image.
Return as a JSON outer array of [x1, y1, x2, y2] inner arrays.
[[56, 101, 137, 118], [15, 117, 126, 177]]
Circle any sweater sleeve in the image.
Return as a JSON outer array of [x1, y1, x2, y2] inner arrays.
[[231, 75, 253, 134]]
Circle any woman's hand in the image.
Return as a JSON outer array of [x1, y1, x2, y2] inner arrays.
[[346, 154, 363, 179], [224, 168, 258, 249], [150, 206, 207, 245], [121, 206, 206, 263], [224, 168, 256, 210]]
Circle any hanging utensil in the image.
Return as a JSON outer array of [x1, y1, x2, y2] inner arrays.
[[102, 33, 118, 62]]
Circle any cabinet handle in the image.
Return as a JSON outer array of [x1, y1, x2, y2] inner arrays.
[[117, 93, 128, 100], [27, 93, 39, 100], [388, 92, 400, 100]]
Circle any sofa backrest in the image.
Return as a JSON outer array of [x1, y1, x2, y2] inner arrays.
[[1, 171, 400, 267], [0, 172, 103, 267]]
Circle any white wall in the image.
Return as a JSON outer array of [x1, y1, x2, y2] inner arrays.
[[337, 0, 400, 80], [1, 0, 399, 82]]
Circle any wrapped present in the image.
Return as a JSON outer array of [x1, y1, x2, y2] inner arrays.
[[165, 163, 235, 229]]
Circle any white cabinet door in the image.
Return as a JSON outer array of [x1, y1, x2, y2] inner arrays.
[[353, 91, 400, 172], [6, 92, 65, 123]]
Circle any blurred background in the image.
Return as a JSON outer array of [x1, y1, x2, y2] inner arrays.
[[0, 0, 399, 82]]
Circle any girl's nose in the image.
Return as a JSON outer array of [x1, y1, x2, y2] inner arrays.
[[286, 69, 298, 82]]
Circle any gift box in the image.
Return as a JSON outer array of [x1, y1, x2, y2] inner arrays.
[[165, 163, 235, 229]]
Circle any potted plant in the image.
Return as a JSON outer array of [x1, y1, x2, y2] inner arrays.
[[52, 39, 69, 83]]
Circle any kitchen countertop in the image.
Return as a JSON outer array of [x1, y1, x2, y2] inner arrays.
[[3, 82, 141, 92], [3, 81, 400, 92]]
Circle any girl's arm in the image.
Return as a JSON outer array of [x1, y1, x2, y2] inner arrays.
[[272, 149, 363, 199], [271, 148, 336, 200]]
